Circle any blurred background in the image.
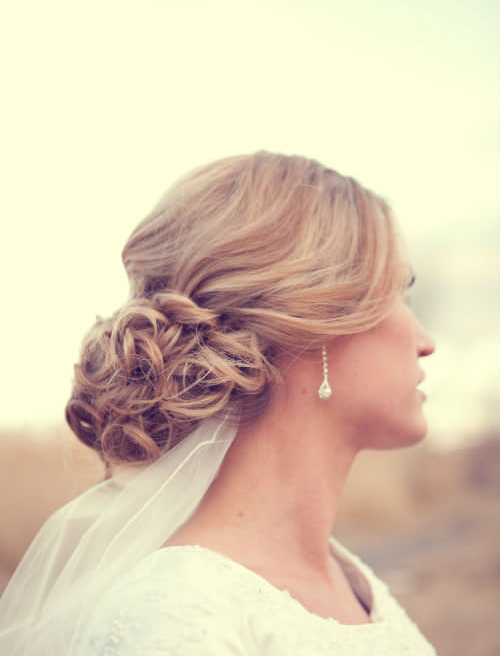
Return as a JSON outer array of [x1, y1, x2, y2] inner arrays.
[[0, 1, 498, 654]]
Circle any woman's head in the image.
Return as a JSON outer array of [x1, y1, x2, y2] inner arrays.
[[66, 151, 411, 464]]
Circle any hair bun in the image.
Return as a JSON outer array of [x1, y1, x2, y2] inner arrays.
[[66, 291, 279, 464]]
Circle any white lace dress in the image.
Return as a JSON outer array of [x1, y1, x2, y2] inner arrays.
[[74, 541, 437, 655]]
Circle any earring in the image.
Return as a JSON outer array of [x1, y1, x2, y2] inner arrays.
[[318, 345, 332, 399]]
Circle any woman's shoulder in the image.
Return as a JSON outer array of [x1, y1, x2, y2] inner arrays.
[[108, 544, 244, 597], [104, 544, 278, 610], [74, 546, 254, 655]]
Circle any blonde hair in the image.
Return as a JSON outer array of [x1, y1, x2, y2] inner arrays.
[[66, 151, 410, 464]]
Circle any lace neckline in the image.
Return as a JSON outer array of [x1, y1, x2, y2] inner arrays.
[[152, 540, 382, 628]]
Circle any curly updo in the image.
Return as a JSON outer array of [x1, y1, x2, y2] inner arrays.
[[66, 151, 410, 465]]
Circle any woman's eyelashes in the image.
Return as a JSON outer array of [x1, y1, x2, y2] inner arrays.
[[405, 272, 416, 306]]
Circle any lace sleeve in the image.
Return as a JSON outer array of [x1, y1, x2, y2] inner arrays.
[[73, 553, 251, 656], [78, 607, 249, 656]]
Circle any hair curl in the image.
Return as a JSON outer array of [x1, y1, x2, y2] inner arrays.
[[66, 151, 410, 464]]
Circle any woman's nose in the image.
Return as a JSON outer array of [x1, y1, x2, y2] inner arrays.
[[417, 324, 436, 357]]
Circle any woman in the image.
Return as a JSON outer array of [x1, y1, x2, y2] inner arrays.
[[0, 151, 437, 654]]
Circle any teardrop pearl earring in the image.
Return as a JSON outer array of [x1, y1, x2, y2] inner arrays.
[[318, 345, 332, 399]]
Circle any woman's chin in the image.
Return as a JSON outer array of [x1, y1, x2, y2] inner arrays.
[[366, 416, 430, 451]]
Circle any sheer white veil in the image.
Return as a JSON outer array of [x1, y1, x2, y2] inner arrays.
[[0, 410, 239, 655]]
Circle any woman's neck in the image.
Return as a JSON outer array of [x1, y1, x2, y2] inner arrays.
[[166, 390, 359, 583]]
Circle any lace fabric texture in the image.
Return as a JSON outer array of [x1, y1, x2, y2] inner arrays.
[[74, 542, 438, 656]]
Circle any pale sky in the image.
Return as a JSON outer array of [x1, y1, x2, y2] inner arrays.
[[1, 0, 498, 447]]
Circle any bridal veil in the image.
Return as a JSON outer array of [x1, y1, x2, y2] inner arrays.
[[0, 412, 238, 655]]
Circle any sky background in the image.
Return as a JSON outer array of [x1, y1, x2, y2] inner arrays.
[[0, 0, 498, 449]]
